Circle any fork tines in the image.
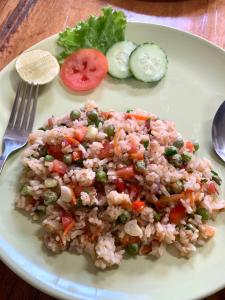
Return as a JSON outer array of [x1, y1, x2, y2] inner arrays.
[[7, 81, 39, 133]]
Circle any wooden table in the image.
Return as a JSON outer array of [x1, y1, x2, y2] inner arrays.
[[0, 0, 224, 299]]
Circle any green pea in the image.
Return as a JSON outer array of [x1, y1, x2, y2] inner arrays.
[[20, 184, 31, 196], [154, 212, 161, 222], [134, 160, 146, 173], [196, 207, 209, 221], [185, 224, 195, 232], [87, 110, 98, 121], [173, 139, 184, 149], [193, 141, 199, 152], [38, 127, 46, 131], [77, 197, 83, 208], [126, 109, 133, 113], [104, 125, 115, 138], [117, 211, 131, 224], [164, 146, 178, 157], [63, 154, 73, 165], [211, 171, 222, 185], [45, 154, 54, 162], [182, 151, 192, 163], [170, 180, 184, 194], [70, 109, 81, 121], [39, 146, 48, 157], [96, 170, 107, 184], [43, 190, 58, 205], [169, 154, 183, 168], [125, 243, 139, 255], [142, 140, 149, 150]]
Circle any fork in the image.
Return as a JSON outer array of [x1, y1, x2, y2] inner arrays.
[[0, 81, 39, 174]]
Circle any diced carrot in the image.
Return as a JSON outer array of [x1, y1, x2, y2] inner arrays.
[[207, 182, 217, 194], [101, 111, 112, 119], [131, 151, 144, 161], [64, 135, 79, 146], [126, 113, 150, 121], [140, 244, 152, 255], [72, 150, 82, 161], [47, 145, 62, 159], [52, 159, 68, 175], [114, 128, 122, 156], [74, 126, 87, 142], [132, 200, 145, 212], [169, 204, 186, 224], [120, 234, 140, 246], [185, 141, 195, 153], [63, 221, 75, 236], [116, 166, 135, 180]]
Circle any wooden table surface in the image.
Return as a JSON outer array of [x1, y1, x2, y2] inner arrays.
[[0, 0, 225, 299]]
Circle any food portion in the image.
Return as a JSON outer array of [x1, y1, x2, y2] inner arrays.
[[60, 49, 108, 92], [16, 50, 60, 85], [57, 7, 168, 91], [16, 101, 225, 269]]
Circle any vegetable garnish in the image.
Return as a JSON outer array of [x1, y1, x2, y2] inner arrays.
[[57, 7, 126, 63], [60, 49, 108, 91]]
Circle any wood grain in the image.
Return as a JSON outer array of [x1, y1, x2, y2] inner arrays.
[[0, 0, 225, 299]]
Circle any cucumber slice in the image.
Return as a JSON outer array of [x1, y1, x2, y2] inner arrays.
[[106, 41, 137, 79], [129, 43, 168, 82]]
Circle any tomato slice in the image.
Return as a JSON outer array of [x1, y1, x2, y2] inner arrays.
[[60, 48, 108, 92]]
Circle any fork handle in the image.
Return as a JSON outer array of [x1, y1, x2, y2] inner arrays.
[[0, 156, 7, 174]]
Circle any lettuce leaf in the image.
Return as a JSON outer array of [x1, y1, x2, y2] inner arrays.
[[57, 7, 127, 63]]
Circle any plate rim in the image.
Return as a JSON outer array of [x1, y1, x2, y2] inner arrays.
[[0, 21, 225, 300]]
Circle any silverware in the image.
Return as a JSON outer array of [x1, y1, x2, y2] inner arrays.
[[0, 81, 39, 174], [212, 101, 225, 162]]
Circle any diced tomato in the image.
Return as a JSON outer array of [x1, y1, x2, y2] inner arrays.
[[60, 48, 108, 92], [73, 185, 83, 197], [47, 145, 62, 159], [130, 151, 144, 161], [99, 141, 114, 159], [61, 214, 74, 230], [185, 141, 195, 153], [121, 234, 140, 246], [116, 166, 135, 180], [126, 113, 149, 121], [101, 111, 112, 119], [132, 200, 145, 212], [128, 185, 141, 199], [169, 204, 186, 224], [207, 182, 217, 194], [52, 159, 68, 175], [72, 150, 82, 161], [62, 214, 75, 236], [140, 244, 152, 255], [128, 136, 139, 153], [64, 135, 79, 146], [74, 127, 87, 142], [114, 178, 126, 192]]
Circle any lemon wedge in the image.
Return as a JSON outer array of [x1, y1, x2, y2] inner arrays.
[[15, 49, 59, 85]]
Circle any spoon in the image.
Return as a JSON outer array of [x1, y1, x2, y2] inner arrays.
[[212, 101, 225, 162]]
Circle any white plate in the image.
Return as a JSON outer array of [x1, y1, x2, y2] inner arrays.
[[0, 22, 225, 300]]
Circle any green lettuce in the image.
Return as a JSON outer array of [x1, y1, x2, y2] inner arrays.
[[57, 7, 127, 63]]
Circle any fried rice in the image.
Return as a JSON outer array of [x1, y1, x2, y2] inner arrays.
[[16, 100, 225, 269]]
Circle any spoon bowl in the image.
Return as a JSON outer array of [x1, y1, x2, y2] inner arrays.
[[212, 101, 225, 162]]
